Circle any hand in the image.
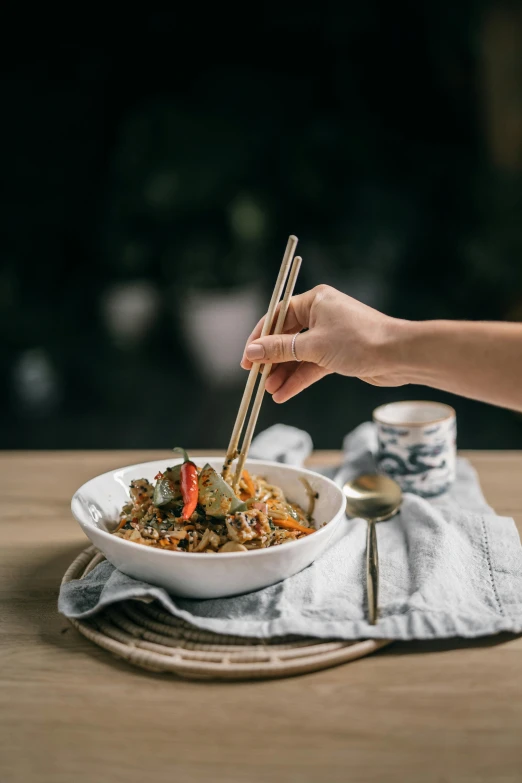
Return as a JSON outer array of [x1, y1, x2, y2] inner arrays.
[[241, 285, 408, 403]]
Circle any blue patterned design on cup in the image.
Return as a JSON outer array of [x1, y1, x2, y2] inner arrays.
[[374, 402, 456, 498]]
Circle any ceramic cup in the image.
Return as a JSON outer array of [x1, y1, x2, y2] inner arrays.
[[373, 401, 456, 498]]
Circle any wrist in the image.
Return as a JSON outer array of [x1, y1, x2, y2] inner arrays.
[[390, 319, 448, 385], [379, 318, 433, 384]]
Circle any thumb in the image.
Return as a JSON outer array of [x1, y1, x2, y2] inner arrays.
[[245, 331, 316, 364]]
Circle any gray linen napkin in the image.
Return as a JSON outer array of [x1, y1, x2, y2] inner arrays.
[[59, 424, 522, 640]]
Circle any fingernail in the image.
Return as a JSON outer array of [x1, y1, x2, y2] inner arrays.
[[246, 343, 265, 360]]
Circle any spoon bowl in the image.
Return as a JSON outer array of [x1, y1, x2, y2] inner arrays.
[[343, 474, 402, 521], [343, 474, 402, 624]]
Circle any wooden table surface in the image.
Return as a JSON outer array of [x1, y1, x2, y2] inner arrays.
[[2, 450, 522, 783]]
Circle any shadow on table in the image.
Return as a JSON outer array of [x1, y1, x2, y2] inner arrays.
[[16, 542, 90, 646], [15, 543, 180, 681], [379, 633, 521, 656]]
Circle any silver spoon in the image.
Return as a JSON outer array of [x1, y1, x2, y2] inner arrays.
[[343, 474, 402, 625]]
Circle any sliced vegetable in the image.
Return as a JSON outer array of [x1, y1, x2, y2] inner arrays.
[[173, 447, 199, 521], [272, 516, 315, 535], [198, 463, 247, 519], [242, 469, 256, 499], [286, 504, 301, 522], [153, 465, 182, 508]]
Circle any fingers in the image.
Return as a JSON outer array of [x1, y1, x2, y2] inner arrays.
[[241, 325, 296, 369], [272, 363, 331, 403], [241, 315, 266, 366], [265, 362, 297, 395], [240, 316, 266, 369], [287, 289, 317, 331], [241, 289, 318, 369], [244, 330, 317, 365]]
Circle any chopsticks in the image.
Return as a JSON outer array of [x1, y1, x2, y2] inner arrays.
[[222, 235, 298, 481], [232, 254, 302, 491]]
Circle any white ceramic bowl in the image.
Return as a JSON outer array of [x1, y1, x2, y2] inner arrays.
[[71, 457, 346, 599]]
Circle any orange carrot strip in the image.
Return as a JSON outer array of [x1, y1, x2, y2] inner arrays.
[[115, 517, 127, 532], [242, 470, 256, 499], [272, 517, 315, 535]]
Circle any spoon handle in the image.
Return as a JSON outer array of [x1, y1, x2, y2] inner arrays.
[[366, 520, 379, 625]]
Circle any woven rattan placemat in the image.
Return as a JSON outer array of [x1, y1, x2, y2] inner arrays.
[[62, 546, 391, 680]]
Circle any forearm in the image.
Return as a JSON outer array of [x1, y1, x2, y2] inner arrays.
[[392, 320, 522, 412]]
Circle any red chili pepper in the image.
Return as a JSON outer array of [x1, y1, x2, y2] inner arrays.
[[173, 447, 198, 521], [154, 471, 164, 480]]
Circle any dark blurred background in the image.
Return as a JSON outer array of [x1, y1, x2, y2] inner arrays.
[[2, 3, 522, 451]]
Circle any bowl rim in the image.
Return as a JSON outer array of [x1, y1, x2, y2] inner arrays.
[[71, 456, 346, 561]]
